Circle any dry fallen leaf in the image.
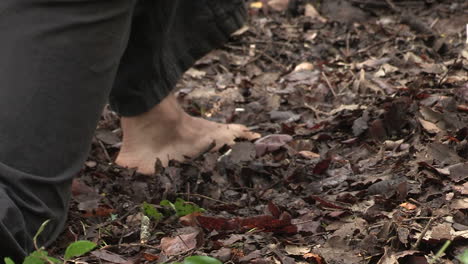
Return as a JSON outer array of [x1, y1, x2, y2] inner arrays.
[[419, 118, 441, 134], [293, 62, 314, 72], [304, 4, 327, 23], [161, 229, 202, 256], [268, 0, 289, 11], [399, 202, 417, 210], [284, 245, 311, 255], [298, 150, 320, 159]]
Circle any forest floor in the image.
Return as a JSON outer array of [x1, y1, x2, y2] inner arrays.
[[51, 0, 468, 263]]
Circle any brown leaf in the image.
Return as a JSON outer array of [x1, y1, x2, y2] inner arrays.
[[255, 134, 293, 156], [179, 212, 202, 227], [304, 4, 327, 23], [293, 62, 314, 72], [91, 250, 129, 264], [95, 129, 120, 145], [447, 162, 468, 182], [267, 0, 289, 11], [419, 118, 441, 134], [399, 202, 417, 210], [298, 150, 320, 159], [304, 253, 324, 264], [160, 229, 202, 256]]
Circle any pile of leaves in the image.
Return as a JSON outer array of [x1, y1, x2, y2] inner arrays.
[[51, 0, 468, 263]]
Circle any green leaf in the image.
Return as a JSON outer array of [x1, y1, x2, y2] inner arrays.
[[142, 202, 163, 221], [23, 250, 49, 264], [22, 256, 44, 264], [64, 241, 96, 260], [459, 250, 468, 264], [183, 256, 222, 264], [173, 198, 205, 217], [160, 200, 174, 209], [4, 257, 15, 264]]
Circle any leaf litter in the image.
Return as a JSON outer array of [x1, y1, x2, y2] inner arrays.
[[50, 0, 468, 263]]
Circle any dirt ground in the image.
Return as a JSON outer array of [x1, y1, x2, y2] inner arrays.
[[51, 0, 468, 263]]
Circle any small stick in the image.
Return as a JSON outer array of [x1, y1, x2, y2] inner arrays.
[[412, 217, 437, 250], [177, 234, 190, 250], [176, 192, 232, 205], [101, 243, 160, 250], [97, 139, 112, 163], [322, 72, 337, 97]]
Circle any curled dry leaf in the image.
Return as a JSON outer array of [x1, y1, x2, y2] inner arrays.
[[293, 62, 314, 72]]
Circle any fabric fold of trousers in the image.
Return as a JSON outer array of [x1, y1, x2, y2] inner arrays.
[[0, 0, 246, 261]]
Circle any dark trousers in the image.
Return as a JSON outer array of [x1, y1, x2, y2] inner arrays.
[[0, 0, 245, 260]]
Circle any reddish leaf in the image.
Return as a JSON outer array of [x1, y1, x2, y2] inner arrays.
[[196, 216, 238, 231], [143, 252, 159, 262], [313, 158, 332, 175], [82, 205, 115, 218], [196, 214, 297, 234], [268, 201, 281, 218]]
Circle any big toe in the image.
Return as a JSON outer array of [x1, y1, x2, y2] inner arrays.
[[229, 124, 261, 141]]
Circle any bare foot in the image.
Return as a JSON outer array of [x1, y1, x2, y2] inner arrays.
[[115, 94, 260, 174]]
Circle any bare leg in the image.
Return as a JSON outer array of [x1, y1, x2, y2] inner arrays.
[[116, 94, 260, 174]]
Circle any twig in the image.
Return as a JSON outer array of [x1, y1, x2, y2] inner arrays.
[[258, 180, 284, 199], [322, 72, 337, 97], [177, 234, 190, 250], [409, 198, 422, 205], [385, 0, 398, 11], [176, 192, 232, 205], [258, 50, 288, 71], [345, 33, 350, 57], [293, 219, 317, 225], [304, 103, 333, 117], [412, 217, 437, 250], [100, 243, 160, 250], [352, 37, 394, 56], [94, 205, 140, 230], [97, 138, 112, 163], [437, 56, 460, 88]]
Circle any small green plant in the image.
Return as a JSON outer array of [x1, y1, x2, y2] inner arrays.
[[160, 198, 205, 217], [170, 256, 222, 264], [458, 249, 468, 264], [4, 220, 96, 264], [142, 201, 163, 221]]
